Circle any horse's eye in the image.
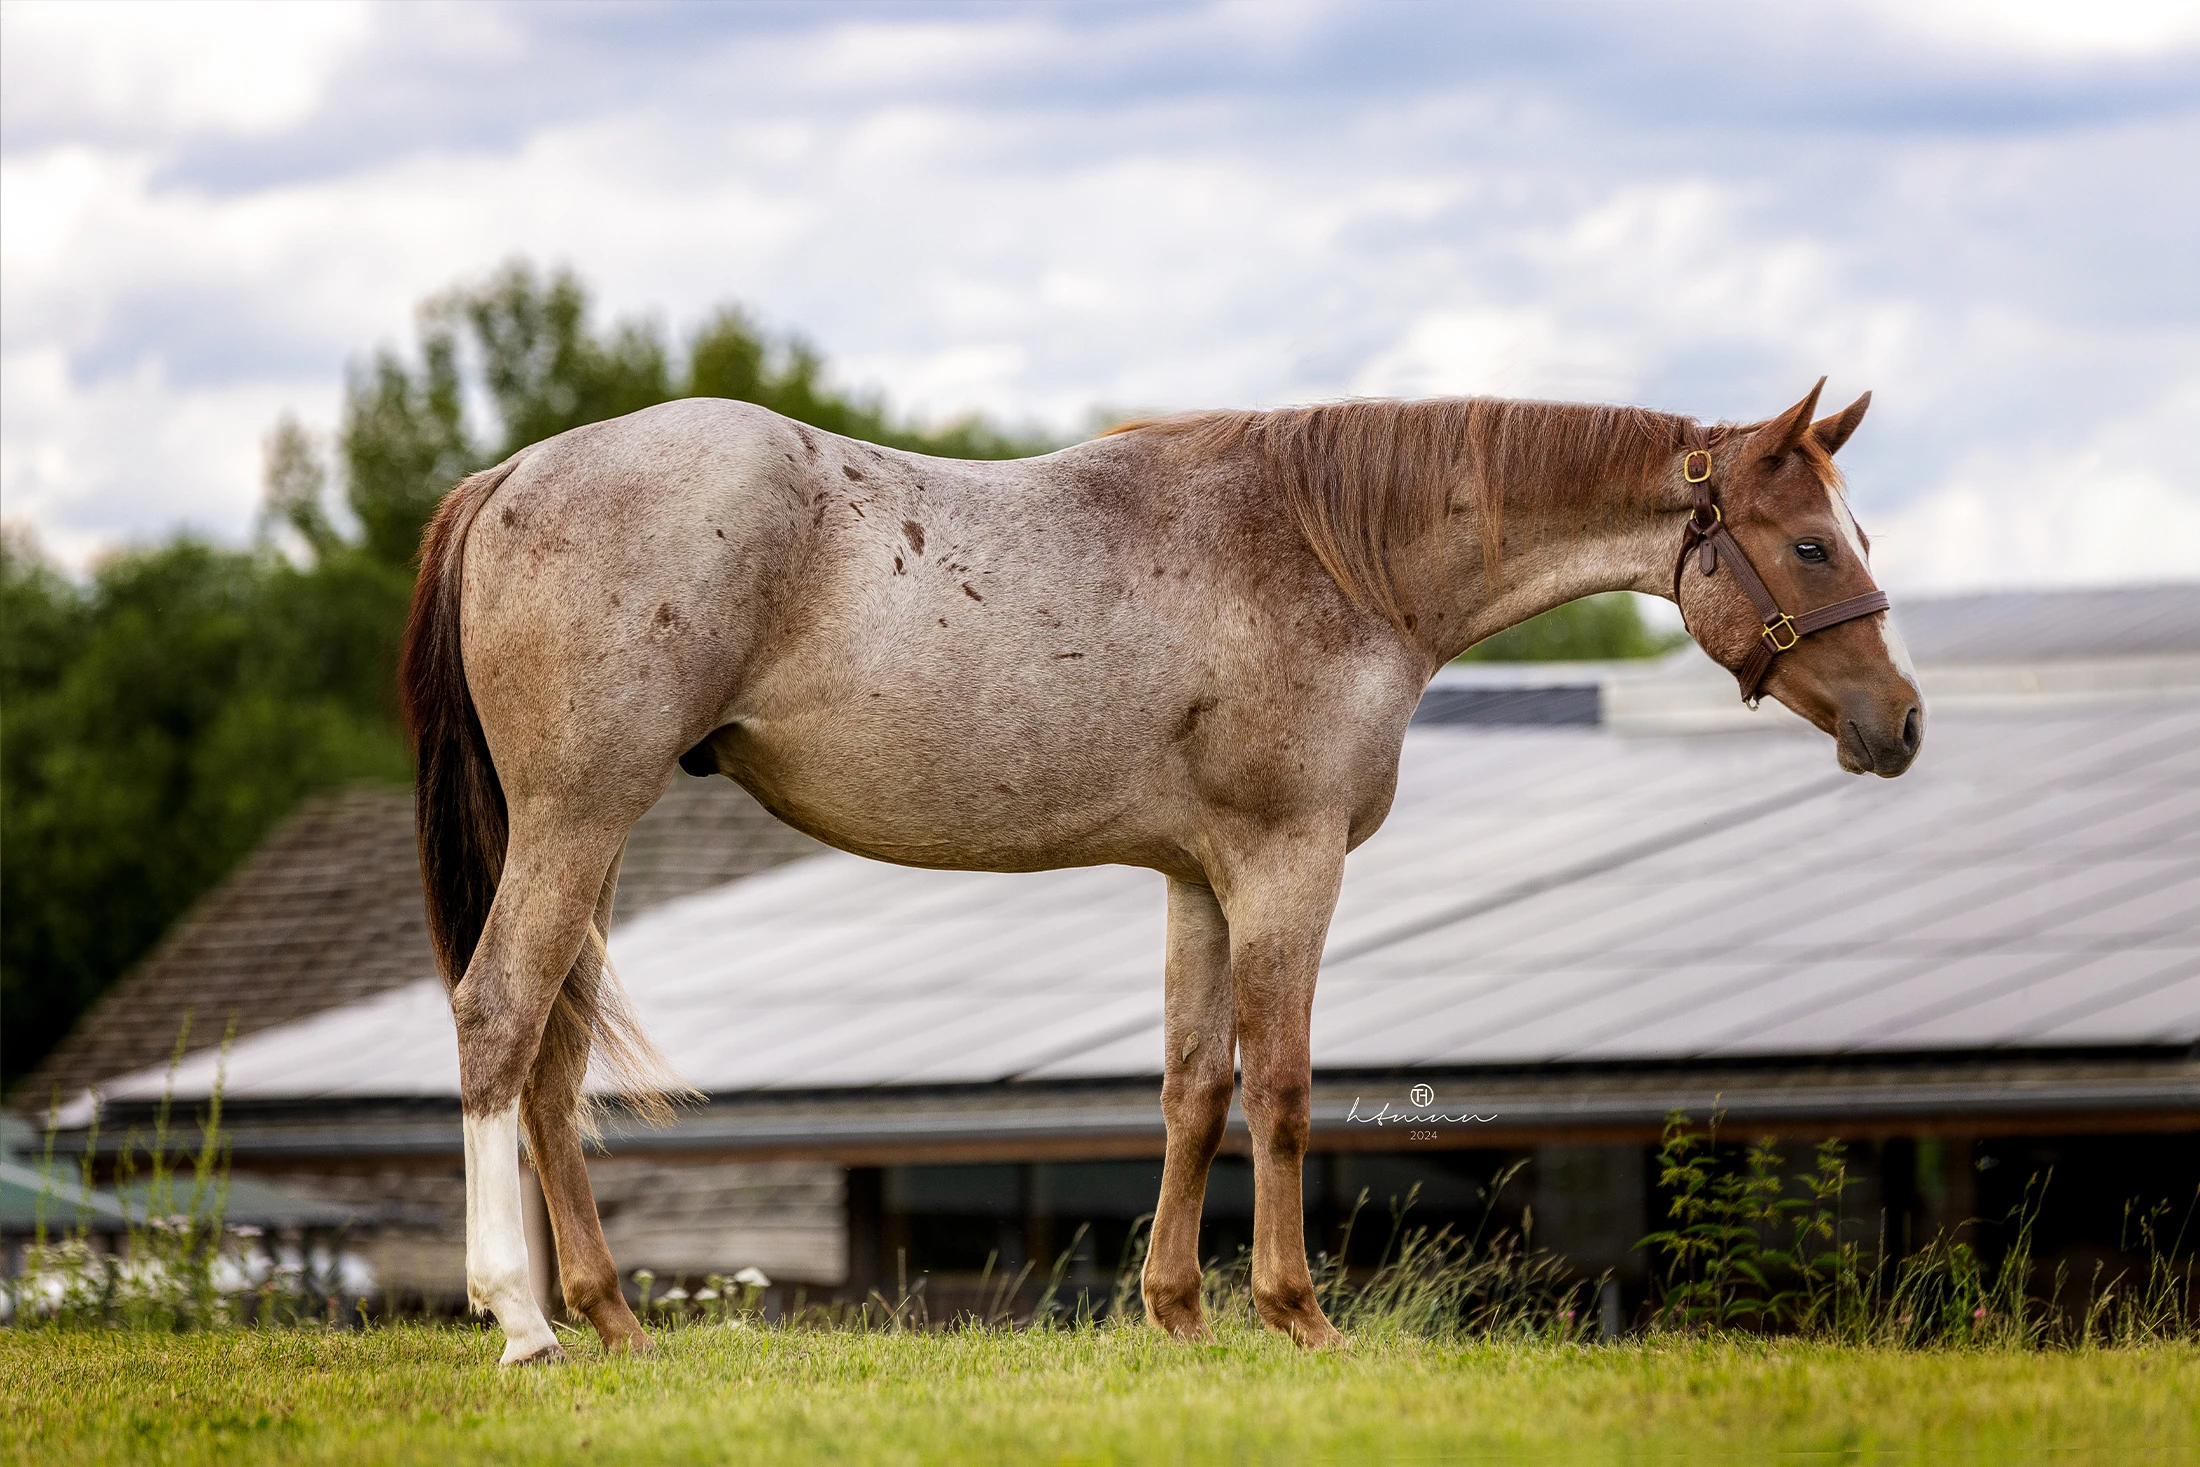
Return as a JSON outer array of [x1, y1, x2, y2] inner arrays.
[[1795, 541, 1828, 564]]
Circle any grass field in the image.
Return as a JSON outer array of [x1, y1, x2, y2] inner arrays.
[[6, 1323, 2195, 1466]]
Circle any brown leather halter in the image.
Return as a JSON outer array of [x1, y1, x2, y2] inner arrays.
[[1673, 448, 1890, 707]]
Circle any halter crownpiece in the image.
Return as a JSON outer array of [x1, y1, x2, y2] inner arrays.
[[1673, 448, 1891, 707]]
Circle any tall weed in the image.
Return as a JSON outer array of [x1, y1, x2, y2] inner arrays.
[[1640, 1109, 2197, 1346]]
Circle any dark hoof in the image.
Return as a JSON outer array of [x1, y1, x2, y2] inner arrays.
[[503, 1341, 568, 1368]]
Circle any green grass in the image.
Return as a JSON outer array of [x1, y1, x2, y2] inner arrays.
[[6, 1323, 2194, 1465]]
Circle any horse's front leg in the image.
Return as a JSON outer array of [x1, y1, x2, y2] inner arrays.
[[1215, 831, 1347, 1348], [1142, 876, 1236, 1341]]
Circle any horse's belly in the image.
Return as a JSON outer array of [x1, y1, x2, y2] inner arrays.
[[716, 674, 1187, 873]]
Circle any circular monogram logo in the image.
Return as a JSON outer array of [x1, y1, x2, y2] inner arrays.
[[1408, 1083, 1434, 1108]]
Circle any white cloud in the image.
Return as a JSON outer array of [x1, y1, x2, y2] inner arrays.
[[0, 1, 372, 140], [1350, 308, 1635, 403], [0, 344, 320, 564], [1864, 0, 2200, 57], [1866, 378, 2200, 591]]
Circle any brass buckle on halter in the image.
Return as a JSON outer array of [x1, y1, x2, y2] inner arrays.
[[1760, 614, 1799, 652], [1683, 450, 1713, 483]]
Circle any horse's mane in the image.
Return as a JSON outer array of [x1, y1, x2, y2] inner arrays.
[[1107, 398, 1830, 633]]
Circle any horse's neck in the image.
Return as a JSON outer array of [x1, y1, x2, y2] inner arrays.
[[1416, 465, 1679, 664]]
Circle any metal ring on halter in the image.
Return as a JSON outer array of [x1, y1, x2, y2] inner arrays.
[[1683, 450, 1713, 483], [1760, 614, 1799, 651]]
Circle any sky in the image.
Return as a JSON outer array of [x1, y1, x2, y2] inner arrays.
[[3, 0, 2197, 592]]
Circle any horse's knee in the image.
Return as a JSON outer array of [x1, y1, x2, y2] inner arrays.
[[1240, 1075, 1311, 1156], [1162, 1067, 1234, 1140]]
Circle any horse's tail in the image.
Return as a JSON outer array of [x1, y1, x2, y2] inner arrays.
[[401, 456, 680, 1128]]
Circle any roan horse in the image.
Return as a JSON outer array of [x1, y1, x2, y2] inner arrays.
[[400, 377, 1922, 1363]]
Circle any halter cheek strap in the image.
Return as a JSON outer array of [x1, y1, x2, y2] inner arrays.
[[1673, 449, 1890, 706]]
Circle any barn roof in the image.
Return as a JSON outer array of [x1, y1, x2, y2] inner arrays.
[[19, 779, 819, 1107], [1871, 583, 2200, 663]]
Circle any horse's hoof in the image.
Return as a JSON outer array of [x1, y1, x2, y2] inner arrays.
[[585, 1300, 655, 1356], [1143, 1298, 1212, 1343], [502, 1341, 568, 1368], [1295, 1321, 1345, 1351], [1256, 1298, 1341, 1349]]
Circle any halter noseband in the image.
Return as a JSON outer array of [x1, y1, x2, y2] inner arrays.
[[1673, 448, 1890, 707]]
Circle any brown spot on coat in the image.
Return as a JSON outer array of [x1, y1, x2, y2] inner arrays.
[[842, 464, 866, 482], [962, 583, 984, 602], [1176, 697, 1217, 740], [894, 556, 905, 574], [902, 520, 926, 555]]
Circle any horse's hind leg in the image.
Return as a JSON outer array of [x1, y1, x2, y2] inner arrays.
[[1142, 877, 1236, 1341], [456, 805, 629, 1365], [520, 844, 653, 1354], [1215, 831, 1347, 1349]]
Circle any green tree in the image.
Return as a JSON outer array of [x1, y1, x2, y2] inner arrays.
[[0, 530, 410, 1090], [1459, 592, 1683, 663]]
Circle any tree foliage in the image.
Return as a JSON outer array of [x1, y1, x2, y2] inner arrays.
[[1458, 592, 1682, 663], [1, 530, 413, 1090]]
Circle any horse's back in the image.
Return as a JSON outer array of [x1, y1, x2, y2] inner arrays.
[[458, 398, 1418, 873]]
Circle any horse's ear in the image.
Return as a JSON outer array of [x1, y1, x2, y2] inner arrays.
[[1811, 391, 1871, 456], [1750, 376, 1827, 459]]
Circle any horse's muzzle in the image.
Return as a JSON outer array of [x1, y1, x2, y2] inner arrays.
[[1838, 701, 1924, 778]]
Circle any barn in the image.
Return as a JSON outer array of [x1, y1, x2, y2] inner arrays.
[[19, 585, 2200, 1321]]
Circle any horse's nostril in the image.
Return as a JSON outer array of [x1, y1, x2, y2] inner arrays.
[[1902, 707, 1921, 753]]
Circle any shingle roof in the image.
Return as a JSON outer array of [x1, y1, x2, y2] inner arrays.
[[86, 689, 2200, 1111], [21, 778, 818, 1106]]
